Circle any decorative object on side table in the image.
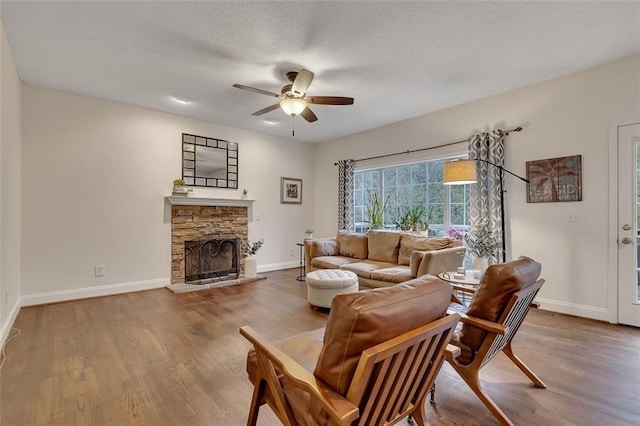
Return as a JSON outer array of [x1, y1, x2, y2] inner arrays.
[[465, 219, 500, 279], [172, 178, 192, 196], [243, 239, 264, 278], [280, 177, 303, 204], [304, 228, 314, 239]]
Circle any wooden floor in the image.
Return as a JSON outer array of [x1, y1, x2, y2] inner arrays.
[[1, 269, 639, 425]]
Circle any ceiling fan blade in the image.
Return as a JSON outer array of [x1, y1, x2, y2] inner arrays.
[[291, 69, 314, 97], [306, 96, 354, 105], [300, 107, 318, 123], [252, 104, 280, 116], [233, 84, 280, 98]]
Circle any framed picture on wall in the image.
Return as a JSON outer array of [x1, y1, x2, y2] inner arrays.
[[526, 154, 582, 203], [281, 177, 303, 204]]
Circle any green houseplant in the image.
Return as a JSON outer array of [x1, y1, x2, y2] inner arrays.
[[465, 219, 501, 277], [172, 178, 191, 195], [395, 206, 428, 232], [364, 189, 389, 229]]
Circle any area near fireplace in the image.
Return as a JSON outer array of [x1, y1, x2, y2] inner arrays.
[[165, 196, 264, 293]]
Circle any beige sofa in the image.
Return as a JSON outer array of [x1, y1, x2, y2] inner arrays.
[[304, 230, 465, 289]]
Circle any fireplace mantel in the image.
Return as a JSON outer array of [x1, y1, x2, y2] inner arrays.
[[165, 196, 255, 220]]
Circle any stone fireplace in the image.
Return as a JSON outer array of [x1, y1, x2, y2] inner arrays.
[[167, 197, 254, 285]]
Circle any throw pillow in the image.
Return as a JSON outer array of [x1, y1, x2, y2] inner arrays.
[[367, 230, 401, 263], [337, 231, 368, 259], [398, 235, 455, 265]]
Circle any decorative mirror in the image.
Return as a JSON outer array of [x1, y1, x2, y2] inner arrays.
[[182, 133, 238, 188]]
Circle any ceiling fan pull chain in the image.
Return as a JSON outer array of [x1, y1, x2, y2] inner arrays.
[[292, 117, 295, 137]]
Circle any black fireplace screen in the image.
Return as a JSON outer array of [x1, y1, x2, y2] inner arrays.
[[184, 238, 239, 284]]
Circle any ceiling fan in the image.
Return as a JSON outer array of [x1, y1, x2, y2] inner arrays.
[[232, 69, 354, 123]]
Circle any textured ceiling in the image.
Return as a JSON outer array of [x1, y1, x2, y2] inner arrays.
[[2, 1, 639, 143]]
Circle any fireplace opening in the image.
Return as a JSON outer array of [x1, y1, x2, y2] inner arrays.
[[184, 238, 239, 284]]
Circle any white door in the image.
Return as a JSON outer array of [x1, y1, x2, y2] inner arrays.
[[618, 123, 640, 327]]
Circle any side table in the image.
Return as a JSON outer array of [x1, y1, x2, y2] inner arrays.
[[437, 271, 480, 306], [296, 242, 305, 281]]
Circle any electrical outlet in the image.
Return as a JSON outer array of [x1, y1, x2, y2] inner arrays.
[[289, 248, 294, 256], [95, 265, 105, 277]]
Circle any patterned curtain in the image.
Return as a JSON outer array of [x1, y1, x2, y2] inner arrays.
[[468, 130, 505, 263], [337, 159, 355, 231]]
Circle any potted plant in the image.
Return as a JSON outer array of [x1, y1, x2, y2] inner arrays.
[[244, 239, 264, 278], [304, 228, 314, 239], [395, 205, 429, 233], [172, 178, 190, 196], [465, 220, 501, 278], [364, 189, 389, 230]]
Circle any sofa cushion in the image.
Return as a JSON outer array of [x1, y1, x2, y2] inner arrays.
[[367, 230, 401, 263], [313, 275, 452, 396], [309, 240, 338, 258], [337, 231, 368, 259], [460, 256, 542, 353], [311, 256, 357, 270], [340, 259, 398, 279], [369, 266, 413, 284], [398, 235, 456, 265]]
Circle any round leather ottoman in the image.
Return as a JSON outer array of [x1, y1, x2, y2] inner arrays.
[[306, 269, 359, 309]]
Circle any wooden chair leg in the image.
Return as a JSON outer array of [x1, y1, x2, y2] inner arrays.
[[255, 353, 296, 426], [409, 402, 427, 426], [247, 379, 266, 426], [503, 342, 546, 388], [449, 361, 515, 426]]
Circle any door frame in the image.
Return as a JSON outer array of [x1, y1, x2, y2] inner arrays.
[[607, 121, 640, 324]]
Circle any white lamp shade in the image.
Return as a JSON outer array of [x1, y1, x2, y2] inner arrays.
[[443, 159, 477, 185], [280, 98, 307, 116]]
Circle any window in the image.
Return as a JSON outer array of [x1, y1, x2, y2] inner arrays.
[[354, 157, 469, 235]]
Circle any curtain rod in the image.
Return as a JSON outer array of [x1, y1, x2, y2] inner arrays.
[[333, 126, 523, 165]]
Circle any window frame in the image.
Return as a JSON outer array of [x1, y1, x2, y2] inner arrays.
[[353, 154, 469, 235]]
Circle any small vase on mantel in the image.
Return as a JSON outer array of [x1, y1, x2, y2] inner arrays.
[[244, 255, 257, 278], [472, 256, 489, 279]]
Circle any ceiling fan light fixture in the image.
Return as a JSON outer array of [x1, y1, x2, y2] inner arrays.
[[279, 98, 307, 116]]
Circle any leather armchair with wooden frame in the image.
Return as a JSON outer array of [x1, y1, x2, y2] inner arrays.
[[240, 274, 461, 426], [441, 256, 546, 426]]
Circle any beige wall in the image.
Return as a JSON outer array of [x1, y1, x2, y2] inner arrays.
[[0, 21, 22, 334], [314, 54, 640, 320], [21, 86, 316, 298]]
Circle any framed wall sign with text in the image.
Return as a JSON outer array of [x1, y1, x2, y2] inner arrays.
[[526, 155, 582, 203]]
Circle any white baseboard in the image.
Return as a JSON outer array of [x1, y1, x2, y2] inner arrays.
[[258, 261, 299, 273], [21, 277, 170, 307], [1, 297, 21, 346], [535, 297, 609, 322]]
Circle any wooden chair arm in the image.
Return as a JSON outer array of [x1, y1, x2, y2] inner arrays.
[[446, 343, 461, 359], [446, 309, 508, 335], [239, 326, 359, 424]]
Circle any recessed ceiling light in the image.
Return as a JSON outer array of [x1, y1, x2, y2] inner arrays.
[[264, 118, 278, 125], [172, 96, 191, 105]]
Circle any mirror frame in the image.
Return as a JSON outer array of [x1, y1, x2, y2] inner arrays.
[[182, 133, 238, 189]]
